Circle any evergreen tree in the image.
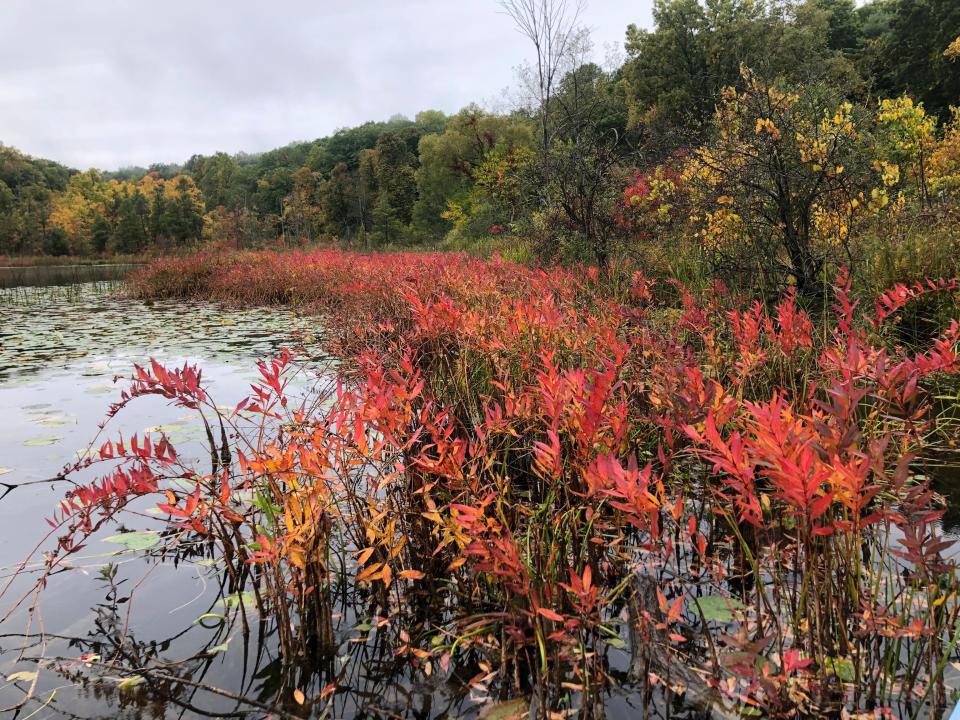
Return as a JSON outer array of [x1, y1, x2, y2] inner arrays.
[[91, 214, 112, 253]]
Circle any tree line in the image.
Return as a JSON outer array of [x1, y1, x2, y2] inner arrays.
[[1, 0, 957, 278]]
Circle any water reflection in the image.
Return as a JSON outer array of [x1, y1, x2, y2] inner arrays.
[[0, 263, 141, 289], [0, 283, 323, 383], [0, 280, 326, 719]]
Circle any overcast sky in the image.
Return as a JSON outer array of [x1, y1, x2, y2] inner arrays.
[[0, 1, 653, 171]]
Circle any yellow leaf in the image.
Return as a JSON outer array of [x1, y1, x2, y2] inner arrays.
[[288, 547, 305, 571], [6, 671, 38, 682], [389, 535, 407, 558], [293, 688, 305, 704]]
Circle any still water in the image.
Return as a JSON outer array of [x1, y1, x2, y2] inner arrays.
[[0, 277, 338, 719], [0, 263, 140, 289]]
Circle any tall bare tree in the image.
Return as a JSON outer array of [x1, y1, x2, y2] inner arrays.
[[499, 0, 585, 175]]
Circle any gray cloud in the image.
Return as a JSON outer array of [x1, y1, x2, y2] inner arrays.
[[0, 0, 652, 170]]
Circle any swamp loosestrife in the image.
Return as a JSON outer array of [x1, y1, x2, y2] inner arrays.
[[9, 250, 960, 718]]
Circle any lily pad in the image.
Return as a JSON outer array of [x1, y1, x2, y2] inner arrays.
[[116, 675, 145, 690], [193, 612, 226, 625], [218, 590, 257, 610], [479, 697, 529, 720], [825, 656, 856, 683], [36, 415, 73, 426], [170, 476, 199, 492], [103, 531, 162, 551], [6, 670, 38, 682], [144, 423, 185, 434], [695, 595, 744, 623], [23, 436, 61, 447]]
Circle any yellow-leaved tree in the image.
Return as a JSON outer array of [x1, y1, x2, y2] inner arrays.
[[48, 170, 110, 254], [875, 96, 937, 207], [929, 107, 960, 198], [681, 66, 871, 294]]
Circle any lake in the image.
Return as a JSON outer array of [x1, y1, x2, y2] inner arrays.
[[0, 263, 141, 289], [0, 276, 342, 719]]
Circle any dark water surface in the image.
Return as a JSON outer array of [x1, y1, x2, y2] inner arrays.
[[0, 281, 334, 719], [0, 263, 141, 289]]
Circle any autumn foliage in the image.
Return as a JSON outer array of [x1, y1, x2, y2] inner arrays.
[[21, 249, 960, 717]]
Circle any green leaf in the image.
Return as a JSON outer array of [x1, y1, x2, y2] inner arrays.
[[170, 476, 198, 492], [207, 642, 230, 654], [23, 436, 61, 447], [36, 416, 73, 427], [825, 656, 856, 682], [116, 675, 145, 690], [144, 423, 185, 434], [103, 531, 161, 551], [0, 467, 12, 476], [218, 591, 257, 610], [6, 671, 38, 682], [479, 697, 529, 720], [695, 595, 744, 623], [193, 613, 226, 626]]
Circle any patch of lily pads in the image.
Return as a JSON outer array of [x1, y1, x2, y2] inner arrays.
[[23, 436, 61, 447], [1, 282, 324, 384]]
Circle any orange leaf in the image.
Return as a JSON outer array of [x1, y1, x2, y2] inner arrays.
[[537, 607, 565, 622], [666, 596, 684, 624], [357, 562, 383, 582], [356, 547, 375, 566]]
